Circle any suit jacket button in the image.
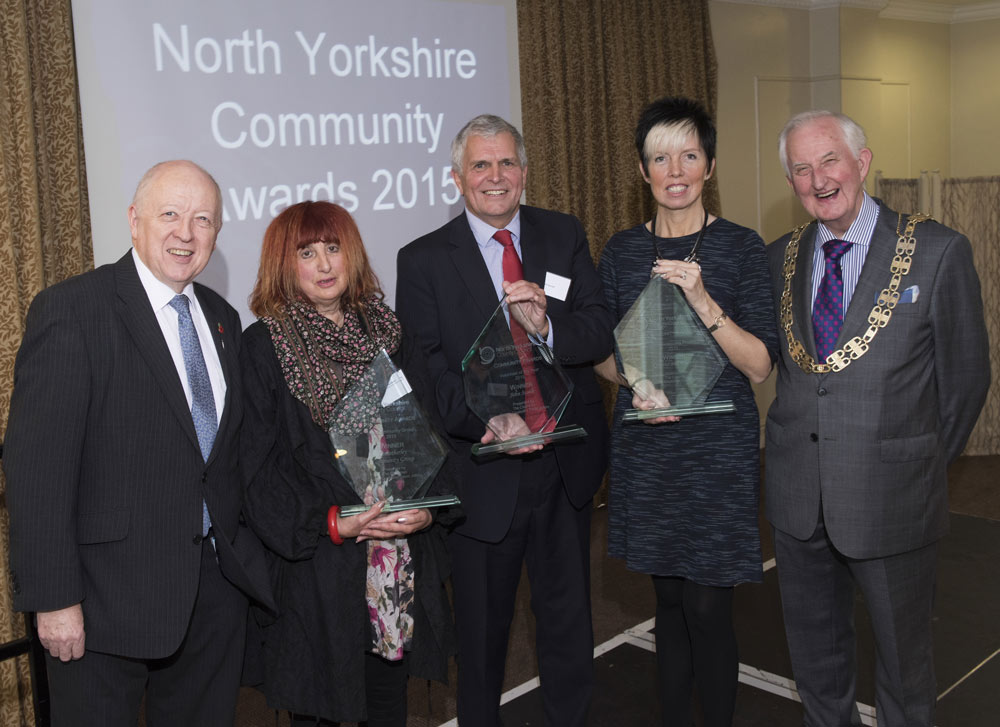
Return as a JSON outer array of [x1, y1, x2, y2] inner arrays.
[[817, 387, 827, 396], [192, 534, 203, 545], [809, 433, 818, 442]]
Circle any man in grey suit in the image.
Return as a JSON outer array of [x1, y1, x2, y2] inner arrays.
[[4, 160, 273, 726], [765, 110, 989, 726]]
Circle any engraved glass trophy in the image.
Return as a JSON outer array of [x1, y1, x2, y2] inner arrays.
[[615, 277, 734, 421], [462, 296, 586, 455], [329, 350, 459, 515]]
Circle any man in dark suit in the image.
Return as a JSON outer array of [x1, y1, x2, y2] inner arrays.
[[765, 111, 990, 726], [396, 115, 613, 726], [4, 160, 273, 726]]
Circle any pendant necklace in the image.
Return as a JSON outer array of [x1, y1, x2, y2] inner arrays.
[[649, 207, 708, 264]]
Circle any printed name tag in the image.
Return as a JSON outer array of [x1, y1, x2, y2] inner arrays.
[[381, 369, 412, 406], [544, 272, 571, 301]]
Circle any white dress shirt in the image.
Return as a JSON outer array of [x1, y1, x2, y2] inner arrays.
[[132, 248, 226, 422]]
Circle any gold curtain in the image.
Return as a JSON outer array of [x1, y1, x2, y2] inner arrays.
[[516, 0, 718, 261], [940, 177, 1000, 456], [0, 0, 92, 723]]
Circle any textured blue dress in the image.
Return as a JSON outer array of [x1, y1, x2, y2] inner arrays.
[[598, 218, 778, 586]]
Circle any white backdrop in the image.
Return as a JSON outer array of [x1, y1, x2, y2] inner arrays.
[[71, 0, 520, 325]]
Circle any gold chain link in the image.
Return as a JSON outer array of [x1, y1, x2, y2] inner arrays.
[[779, 213, 931, 374]]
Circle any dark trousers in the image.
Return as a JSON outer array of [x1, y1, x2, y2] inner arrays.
[[45, 540, 248, 727], [652, 576, 737, 727], [774, 521, 938, 727], [450, 451, 594, 727]]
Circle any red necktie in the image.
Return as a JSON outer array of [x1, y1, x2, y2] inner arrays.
[[493, 229, 553, 433], [812, 239, 853, 361]]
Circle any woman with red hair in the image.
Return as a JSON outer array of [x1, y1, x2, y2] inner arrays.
[[240, 201, 457, 726]]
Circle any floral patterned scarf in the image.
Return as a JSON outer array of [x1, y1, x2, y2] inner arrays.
[[263, 295, 414, 660], [367, 536, 416, 660], [262, 295, 401, 428]]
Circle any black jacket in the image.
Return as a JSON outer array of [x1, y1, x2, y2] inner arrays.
[[396, 206, 613, 543], [240, 319, 458, 722], [5, 253, 273, 658]]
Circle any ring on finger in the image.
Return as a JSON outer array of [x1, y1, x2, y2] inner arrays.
[[681, 271, 687, 280]]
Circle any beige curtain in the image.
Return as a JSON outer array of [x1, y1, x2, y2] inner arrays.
[[516, 0, 718, 261], [0, 0, 92, 723], [940, 177, 1000, 456], [874, 177, 919, 218]]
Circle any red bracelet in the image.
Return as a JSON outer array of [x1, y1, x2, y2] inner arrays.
[[327, 505, 344, 545]]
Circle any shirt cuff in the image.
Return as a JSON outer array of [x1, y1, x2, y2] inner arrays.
[[528, 316, 554, 349]]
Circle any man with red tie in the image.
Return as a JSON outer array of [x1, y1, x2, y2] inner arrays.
[[396, 115, 613, 726]]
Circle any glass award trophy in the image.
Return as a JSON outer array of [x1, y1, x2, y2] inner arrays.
[[462, 296, 586, 455], [329, 350, 460, 516], [615, 276, 734, 422]]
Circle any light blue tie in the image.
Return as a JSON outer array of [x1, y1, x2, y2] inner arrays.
[[169, 294, 216, 537]]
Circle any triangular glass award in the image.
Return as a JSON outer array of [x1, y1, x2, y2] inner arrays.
[[328, 350, 459, 515], [615, 277, 734, 421], [462, 296, 586, 455]]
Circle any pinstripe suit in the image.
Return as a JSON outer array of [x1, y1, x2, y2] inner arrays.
[[765, 204, 990, 726], [4, 252, 273, 725]]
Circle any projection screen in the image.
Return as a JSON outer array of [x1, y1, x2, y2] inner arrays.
[[71, 0, 520, 324]]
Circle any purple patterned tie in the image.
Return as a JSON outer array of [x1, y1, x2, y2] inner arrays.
[[812, 240, 853, 361]]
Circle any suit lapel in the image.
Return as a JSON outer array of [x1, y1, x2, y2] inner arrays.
[[793, 223, 819, 359], [840, 205, 897, 343], [448, 216, 505, 321], [114, 253, 202, 456], [518, 208, 547, 288]]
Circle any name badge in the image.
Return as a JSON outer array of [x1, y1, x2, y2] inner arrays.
[[544, 272, 571, 301], [381, 369, 412, 406]]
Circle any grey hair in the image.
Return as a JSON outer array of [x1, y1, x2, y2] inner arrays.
[[778, 110, 867, 177], [450, 114, 527, 172], [131, 160, 224, 230]]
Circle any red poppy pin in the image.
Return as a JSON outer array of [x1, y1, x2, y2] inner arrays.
[[217, 323, 225, 348]]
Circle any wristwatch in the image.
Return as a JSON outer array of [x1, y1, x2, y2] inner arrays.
[[707, 313, 728, 333]]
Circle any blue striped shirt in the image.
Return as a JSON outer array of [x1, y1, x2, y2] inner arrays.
[[810, 192, 880, 315]]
